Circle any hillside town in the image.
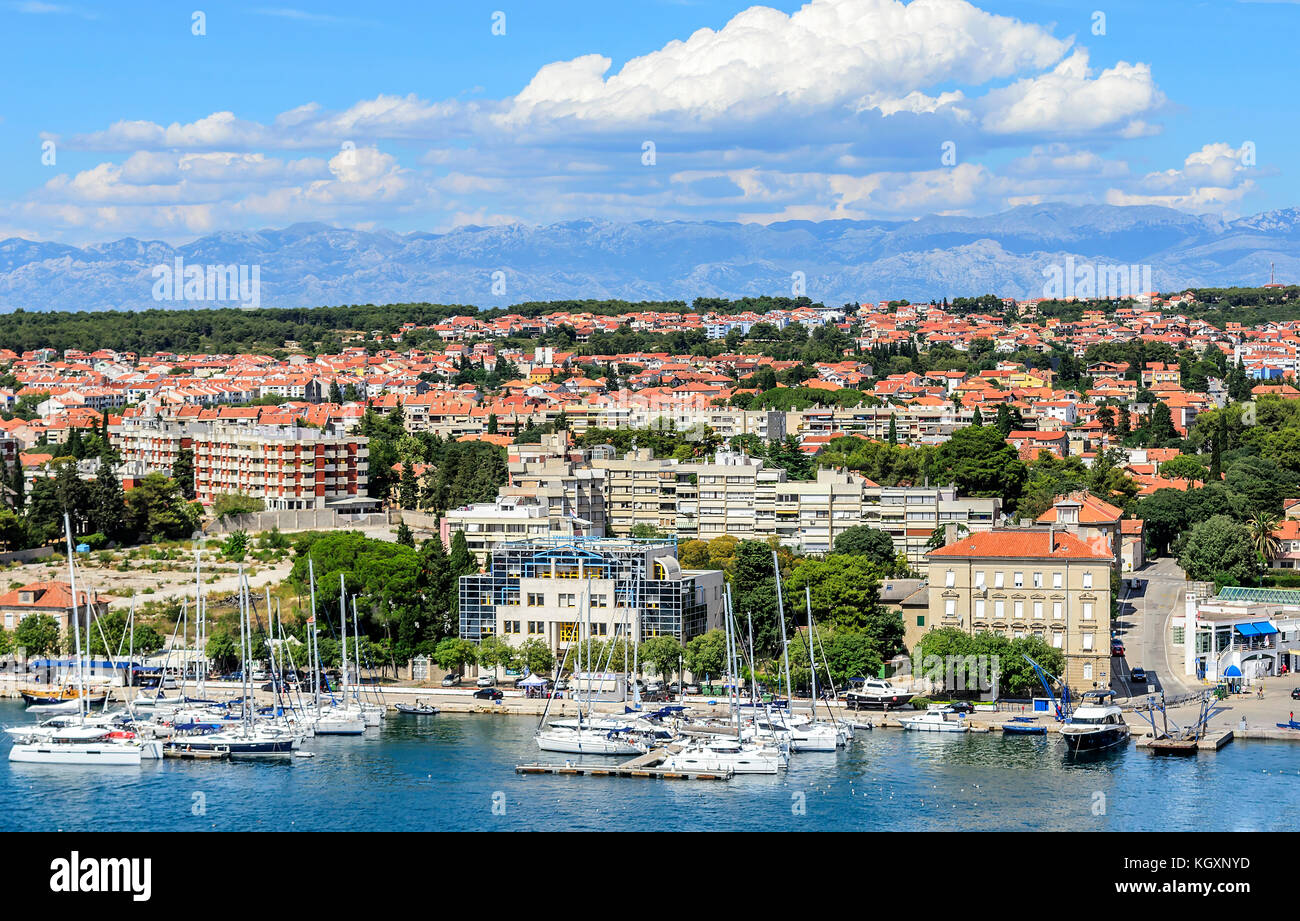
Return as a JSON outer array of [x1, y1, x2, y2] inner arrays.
[[2, 289, 1300, 703]]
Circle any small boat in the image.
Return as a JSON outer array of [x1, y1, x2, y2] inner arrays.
[[899, 708, 969, 733], [1275, 720, 1300, 731], [1001, 716, 1047, 735], [536, 725, 644, 756], [1061, 691, 1130, 754], [661, 738, 785, 775], [844, 678, 915, 711], [395, 701, 440, 716]]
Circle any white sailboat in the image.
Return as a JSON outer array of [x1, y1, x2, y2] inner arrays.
[[313, 571, 365, 735], [8, 515, 163, 765]]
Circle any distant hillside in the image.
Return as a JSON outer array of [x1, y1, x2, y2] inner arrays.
[[1, 203, 1297, 312]]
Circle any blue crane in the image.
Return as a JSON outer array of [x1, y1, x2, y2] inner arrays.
[[1023, 654, 1072, 721]]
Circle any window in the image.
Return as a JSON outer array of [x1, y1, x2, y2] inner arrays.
[[994, 572, 1005, 589], [527, 593, 544, 607], [1033, 572, 1043, 588], [1052, 632, 1063, 649], [974, 599, 986, 619], [945, 599, 956, 617], [527, 621, 544, 635], [945, 569, 955, 588], [559, 593, 576, 608], [1083, 663, 1093, 680], [1014, 601, 1024, 620], [1052, 572, 1063, 589], [1013, 571, 1024, 588], [1053, 601, 1063, 620], [503, 620, 521, 635], [590, 595, 608, 607], [974, 571, 985, 589], [994, 600, 1005, 619], [916, 615, 925, 627], [1083, 572, 1093, 589], [1033, 601, 1043, 620], [1082, 633, 1094, 650], [1083, 602, 1094, 621]]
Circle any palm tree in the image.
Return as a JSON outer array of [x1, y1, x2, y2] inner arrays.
[[1248, 510, 1282, 567]]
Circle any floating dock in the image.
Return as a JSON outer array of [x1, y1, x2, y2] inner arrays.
[[515, 748, 732, 781]]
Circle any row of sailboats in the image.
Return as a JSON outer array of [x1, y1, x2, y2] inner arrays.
[[5, 520, 393, 765], [531, 552, 858, 775]]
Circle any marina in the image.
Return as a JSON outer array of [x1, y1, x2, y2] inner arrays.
[[2, 702, 1297, 832]]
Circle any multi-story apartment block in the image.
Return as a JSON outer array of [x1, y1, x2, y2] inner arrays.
[[506, 443, 999, 568], [926, 529, 1113, 692], [194, 424, 368, 510], [458, 537, 725, 655], [113, 417, 368, 510]]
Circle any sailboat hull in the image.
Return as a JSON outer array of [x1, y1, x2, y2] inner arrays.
[[9, 741, 162, 765]]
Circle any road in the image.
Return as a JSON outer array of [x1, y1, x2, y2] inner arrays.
[[1111, 557, 1192, 700]]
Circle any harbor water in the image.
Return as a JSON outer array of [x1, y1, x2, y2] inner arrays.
[[1, 701, 1293, 831]]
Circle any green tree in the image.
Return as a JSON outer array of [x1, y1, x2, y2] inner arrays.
[[936, 424, 1028, 508], [684, 629, 728, 682], [1158, 455, 1209, 482], [213, 491, 264, 519], [832, 525, 897, 569], [89, 459, 129, 542], [14, 613, 61, 664], [128, 473, 201, 541], [638, 635, 683, 681], [476, 635, 517, 674], [395, 520, 415, 547], [730, 540, 783, 657], [516, 637, 555, 676], [171, 447, 196, 500], [1179, 515, 1259, 586], [432, 636, 478, 676]]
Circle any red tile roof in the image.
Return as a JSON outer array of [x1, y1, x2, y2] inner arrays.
[[928, 529, 1111, 561]]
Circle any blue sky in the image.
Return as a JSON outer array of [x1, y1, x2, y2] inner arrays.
[[0, 0, 1295, 243]]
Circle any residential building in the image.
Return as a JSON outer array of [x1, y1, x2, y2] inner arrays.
[[0, 581, 111, 635], [926, 529, 1114, 692], [193, 424, 368, 510]]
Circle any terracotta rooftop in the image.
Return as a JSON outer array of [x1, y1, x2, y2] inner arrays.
[[927, 529, 1111, 561]]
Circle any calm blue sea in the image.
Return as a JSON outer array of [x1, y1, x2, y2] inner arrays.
[[1, 701, 1293, 831]]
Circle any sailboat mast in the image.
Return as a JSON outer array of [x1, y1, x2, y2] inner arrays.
[[772, 550, 792, 711], [340, 573, 349, 708], [308, 557, 320, 714], [805, 586, 818, 721], [63, 514, 85, 725]]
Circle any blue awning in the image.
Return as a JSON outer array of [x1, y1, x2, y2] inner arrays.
[[1235, 621, 1278, 637], [1224, 665, 1243, 677]]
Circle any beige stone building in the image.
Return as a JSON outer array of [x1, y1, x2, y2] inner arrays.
[[925, 529, 1113, 692]]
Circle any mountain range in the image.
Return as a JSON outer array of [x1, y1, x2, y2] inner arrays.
[[1, 203, 1298, 312]]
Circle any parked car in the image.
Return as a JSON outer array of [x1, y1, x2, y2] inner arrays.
[[473, 688, 503, 701], [946, 701, 976, 714], [1130, 667, 1146, 683], [441, 674, 461, 687], [476, 674, 496, 688], [1290, 687, 1300, 701], [1111, 641, 1125, 656]]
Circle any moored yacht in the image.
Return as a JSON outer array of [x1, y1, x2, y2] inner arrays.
[[899, 707, 969, 733], [1061, 691, 1130, 754], [661, 737, 784, 775], [845, 677, 915, 710]]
